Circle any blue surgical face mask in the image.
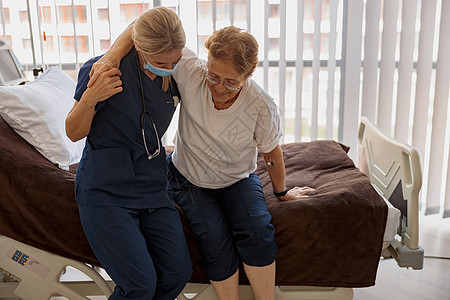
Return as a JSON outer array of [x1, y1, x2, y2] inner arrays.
[[141, 54, 177, 77]]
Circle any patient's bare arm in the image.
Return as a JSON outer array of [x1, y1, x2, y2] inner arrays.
[[66, 68, 122, 142], [87, 22, 134, 87], [262, 145, 315, 201]]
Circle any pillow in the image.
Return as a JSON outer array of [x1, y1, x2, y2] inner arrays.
[[0, 66, 85, 170]]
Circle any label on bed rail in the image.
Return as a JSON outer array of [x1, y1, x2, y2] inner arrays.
[[6, 247, 51, 278]]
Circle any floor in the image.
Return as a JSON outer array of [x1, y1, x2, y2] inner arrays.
[[354, 214, 450, 300]]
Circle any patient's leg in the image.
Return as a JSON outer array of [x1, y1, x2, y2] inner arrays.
[[244, 262, 275, 300], [210, 269, 240, 300]]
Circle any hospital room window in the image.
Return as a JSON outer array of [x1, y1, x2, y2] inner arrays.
[[77, 36, 89, 53], [269, 4, 279, 18], [216, 2, 230, 22], [20, 10, 28, 23], [198, 2, 212, 23], [5, 35, 12, 48], [60, 36, 89, 53], [2, 8, 10, 24], [75, 6, 88, 23], [98, 8, 109, 22], [44, 36, 55, 52], [22, 38, 31, 51], [268, 38, 279, 60], [41, 6, 52, 24], [61, 36, 75, 52], [58, 5, 87, 24], [233, 0, 246, 22], [58, 6, 72, 23], [120, 4, 150, 23], [100, 39, 111, 52]]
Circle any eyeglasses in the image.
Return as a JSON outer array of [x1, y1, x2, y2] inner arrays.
[[204, 71, 241, 91], [140, 112, 161, 160]]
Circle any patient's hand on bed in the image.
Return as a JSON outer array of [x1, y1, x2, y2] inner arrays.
[[278, 186, 315, 201]]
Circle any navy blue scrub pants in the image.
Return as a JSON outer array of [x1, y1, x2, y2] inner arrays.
[[78, 204, 192, 300], [167, 156, 278, 282]]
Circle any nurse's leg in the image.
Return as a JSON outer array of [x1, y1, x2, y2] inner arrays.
[[77, 204, 157, 300], [220, 173, 278, 300], [139, 205, 192, 300]]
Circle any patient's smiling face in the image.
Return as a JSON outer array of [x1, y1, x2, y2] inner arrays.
[[206, 57, 246, 110]]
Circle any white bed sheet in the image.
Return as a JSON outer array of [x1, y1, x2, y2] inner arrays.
[[380, 193, 401, 242]]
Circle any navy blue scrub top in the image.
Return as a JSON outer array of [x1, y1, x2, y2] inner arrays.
[[74, 47, 180, 208]]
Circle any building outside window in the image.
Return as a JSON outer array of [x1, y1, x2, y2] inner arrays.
[[98, 8, 109, 22], [1, 8, 10, 24], [58, 5, 87, 23], [41, 6, 52, 24], [120, 3, 149, 23]]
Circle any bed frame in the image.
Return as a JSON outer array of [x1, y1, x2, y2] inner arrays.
[[0, 116, 423, 300]]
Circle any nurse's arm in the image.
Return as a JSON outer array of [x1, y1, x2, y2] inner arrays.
[[88, 22, 134, 87], [66, 68, 123, 142], [262, 145, 315, 201]]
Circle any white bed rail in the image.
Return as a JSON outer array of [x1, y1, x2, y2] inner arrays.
[[357, 116, 424, 269], [0, 235, 112, 299]]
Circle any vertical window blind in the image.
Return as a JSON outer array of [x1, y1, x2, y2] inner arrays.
[[1, 0, 449, 217]]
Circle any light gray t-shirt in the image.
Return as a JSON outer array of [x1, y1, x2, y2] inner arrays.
[[172, 48, 281, 189]]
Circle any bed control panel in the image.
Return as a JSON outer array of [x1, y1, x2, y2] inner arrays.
[[11, 249, 29, 265], [6, 246, 51, 278]]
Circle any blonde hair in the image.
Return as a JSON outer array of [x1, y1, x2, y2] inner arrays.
[[132, 6, 186, 91], [205, 26, 259, 79]]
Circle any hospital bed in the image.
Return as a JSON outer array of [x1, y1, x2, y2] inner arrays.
[[0, 105, 424, 300]]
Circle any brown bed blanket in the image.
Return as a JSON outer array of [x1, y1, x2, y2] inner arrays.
[[0, 116, 387, 287]]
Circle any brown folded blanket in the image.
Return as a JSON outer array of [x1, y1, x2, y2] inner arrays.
[[0, 116, 387, 288]]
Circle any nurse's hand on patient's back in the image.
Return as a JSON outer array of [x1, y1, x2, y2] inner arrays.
[[84, 68, 123, 103], [87, 52, 121, 88], [277, 186, 315, 201]]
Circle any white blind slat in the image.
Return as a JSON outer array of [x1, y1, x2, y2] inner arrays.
[[279, 0, 286, 143], [311, 0, 321, 140], [377, 0, 399, 135], [445, 83, 450, 217], [295, 0, 304, 141], [70, 0, 80, 69], [361, 0, 381, 123], [0, 0, 6, 41], [326, 0, 338, 139], [212, 0, 216, 31], [229, 0, 234, 25], [35, 0, 45, 67], [263, 0, 269, 91], [411, 0, 437, 165], [246, 0, 251, 32], [394, 0, 418, 143], [342, 0, 364, 161], [53, 1, 62, 69]]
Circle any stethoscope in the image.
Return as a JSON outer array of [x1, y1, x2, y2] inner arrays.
[[136, 52, 179, 160]]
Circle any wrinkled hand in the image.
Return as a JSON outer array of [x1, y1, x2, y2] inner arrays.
[[85, 68, 123, 102], [88, 54, 121, 88], [277, 186, 315, 201]]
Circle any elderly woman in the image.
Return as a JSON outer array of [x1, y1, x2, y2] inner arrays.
[[89, 24, 313, 300]]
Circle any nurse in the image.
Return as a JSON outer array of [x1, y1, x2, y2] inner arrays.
[[65, 7, 192, 300]]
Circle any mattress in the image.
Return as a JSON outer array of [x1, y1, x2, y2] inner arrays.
[[0, 115, 388, 288]]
